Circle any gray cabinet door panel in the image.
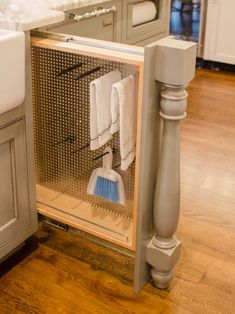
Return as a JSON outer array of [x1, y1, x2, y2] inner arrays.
[[122, 0, 170, 44], [0, 119, 30, 248]]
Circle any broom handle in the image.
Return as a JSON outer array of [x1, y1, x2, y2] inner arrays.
[[103, 147, 113, 169]]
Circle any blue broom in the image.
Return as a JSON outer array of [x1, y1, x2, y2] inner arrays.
[[87, 147, 125, 205]]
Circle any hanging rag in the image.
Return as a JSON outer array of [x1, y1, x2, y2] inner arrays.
[[89, 70, 121, 150], [111, 75, 137, 171]]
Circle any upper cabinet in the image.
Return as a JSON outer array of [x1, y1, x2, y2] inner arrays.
[[204, 0, 235, 65]]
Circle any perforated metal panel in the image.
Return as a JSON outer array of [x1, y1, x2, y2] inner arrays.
[[32, 46, 137, 219]]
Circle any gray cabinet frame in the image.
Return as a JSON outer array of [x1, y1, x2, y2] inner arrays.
[[0, 32, 37, 261]]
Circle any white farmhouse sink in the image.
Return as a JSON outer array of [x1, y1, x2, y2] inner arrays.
[[0, 29, 25, 115]]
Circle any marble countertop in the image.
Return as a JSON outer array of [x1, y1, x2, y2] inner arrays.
[[48, 0, 111, 11], [0, 0, 111, 31]]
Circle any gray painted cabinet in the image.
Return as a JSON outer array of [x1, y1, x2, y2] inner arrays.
[[0, 33, 37, 261], [0, 119, 31, 259], [30, 29, 196, 291]]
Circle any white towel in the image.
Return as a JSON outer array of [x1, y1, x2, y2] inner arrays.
[[111, 75, 137, 171], [90, 70, 121, 150]]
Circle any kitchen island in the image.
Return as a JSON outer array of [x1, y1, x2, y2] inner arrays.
[[0, 0, 196, 292]]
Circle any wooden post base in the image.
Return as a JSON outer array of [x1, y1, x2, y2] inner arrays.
[[151, 269, 173, 289], [146, 236, 181, 289]]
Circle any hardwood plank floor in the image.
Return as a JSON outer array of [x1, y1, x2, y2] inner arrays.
[[1, 69, 235, 313]]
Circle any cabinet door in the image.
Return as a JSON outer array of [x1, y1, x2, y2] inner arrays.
[[122, 0, 170, 45], [0, 119, 33, 255], [204, 0, 235, 65]]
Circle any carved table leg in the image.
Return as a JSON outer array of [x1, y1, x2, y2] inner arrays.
[[145, 37, 196, 289], [146, 84, 187, 289]]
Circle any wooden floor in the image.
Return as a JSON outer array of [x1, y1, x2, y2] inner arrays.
[[1, 69, 235, 313]]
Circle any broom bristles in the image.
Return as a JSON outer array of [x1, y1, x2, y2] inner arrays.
[[94, 176, 119, 203]]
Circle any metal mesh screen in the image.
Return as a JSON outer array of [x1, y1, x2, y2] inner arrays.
[[31, 46, 137, 219]]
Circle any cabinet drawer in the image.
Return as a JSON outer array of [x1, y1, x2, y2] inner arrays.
[[0, 119, 30, 249], [48, 13, 114, 42], [44, 0, 122, 42], [122, 0, 170, 44]]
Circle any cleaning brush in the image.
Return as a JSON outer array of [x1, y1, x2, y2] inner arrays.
[[87, 147, 125, 205]]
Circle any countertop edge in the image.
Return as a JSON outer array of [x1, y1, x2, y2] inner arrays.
[[50, 0, 112, 11], [0, 10, 65, 32]]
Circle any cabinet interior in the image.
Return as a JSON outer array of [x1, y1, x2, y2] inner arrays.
[[31, 35, 144, 250]]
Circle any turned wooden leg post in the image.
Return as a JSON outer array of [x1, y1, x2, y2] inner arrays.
[[146, 37, 197, 289]]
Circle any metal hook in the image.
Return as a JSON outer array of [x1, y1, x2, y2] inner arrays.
[[92, 147, 116, 161], [57, 62, 83, 76], [72, 142, 90, 153], [75, 66, 102, 80], [52, 135, 77, 147]]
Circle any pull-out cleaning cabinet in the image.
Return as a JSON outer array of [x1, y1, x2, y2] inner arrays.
[[32, 34, 144, 252], [31, 32, 196, 291]]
